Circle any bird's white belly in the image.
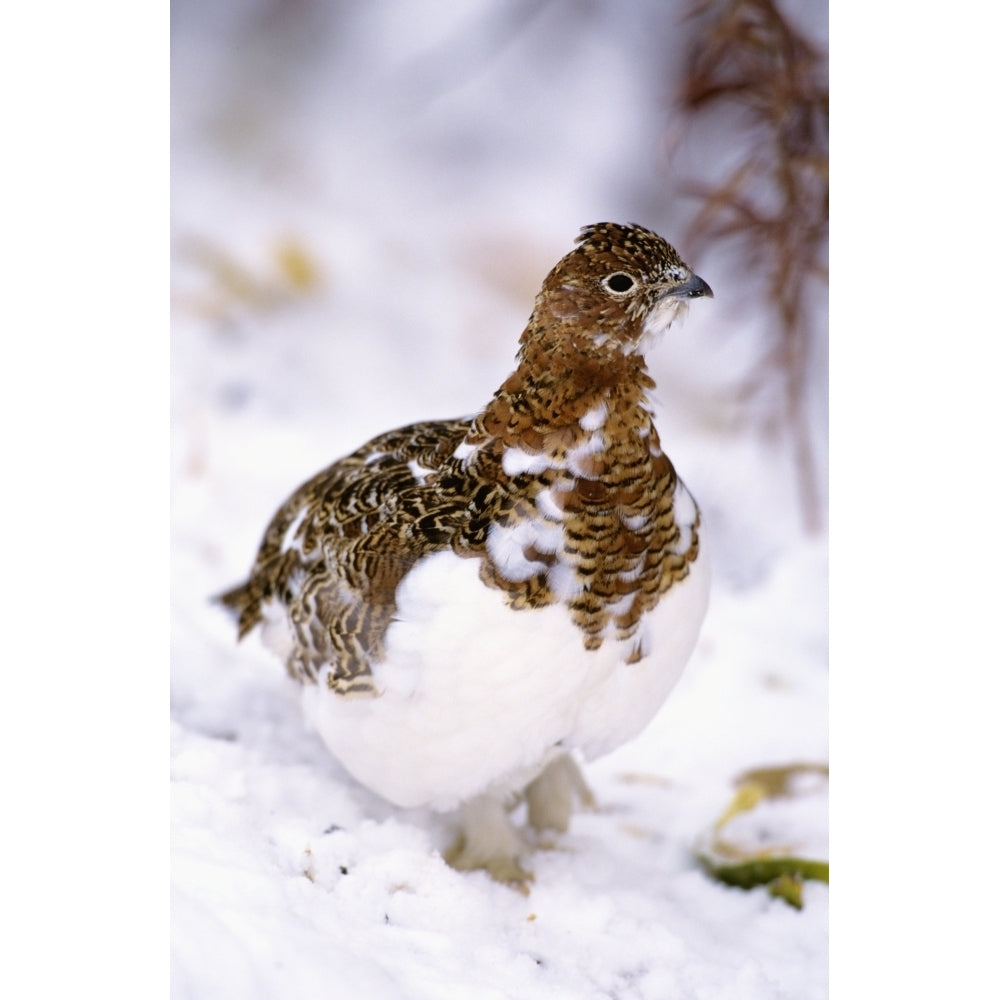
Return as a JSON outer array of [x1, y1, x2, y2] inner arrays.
[[300, 547, 709, 812]]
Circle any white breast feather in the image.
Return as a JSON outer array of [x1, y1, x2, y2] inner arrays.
[[300, 542, 709, 812]]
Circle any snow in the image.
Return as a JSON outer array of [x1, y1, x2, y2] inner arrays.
[[171, 3, 828, 998]]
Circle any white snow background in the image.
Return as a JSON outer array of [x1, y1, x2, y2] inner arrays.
[[170, 2, 829, 997]]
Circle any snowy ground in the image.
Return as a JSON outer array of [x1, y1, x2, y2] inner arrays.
[[171, 3, 828, 997]]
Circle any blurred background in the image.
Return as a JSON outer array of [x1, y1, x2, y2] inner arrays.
[[171, 0, 828, 595]]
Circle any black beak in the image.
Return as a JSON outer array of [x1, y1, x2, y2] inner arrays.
[[668, 273, 713, 299]]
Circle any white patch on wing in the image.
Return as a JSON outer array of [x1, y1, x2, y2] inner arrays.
[[279, 505, 310, 554], [502, 446, 553, 477], [407, 459, 435, 484], [452, 439, 476, 462], [364, 450, 387, 465], [486, 516, 560, 582]]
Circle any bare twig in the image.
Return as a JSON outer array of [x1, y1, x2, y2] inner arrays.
[[677, 0, 828, 532]]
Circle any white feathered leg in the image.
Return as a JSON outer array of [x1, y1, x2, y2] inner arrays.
[[525, 753, 595, 833]]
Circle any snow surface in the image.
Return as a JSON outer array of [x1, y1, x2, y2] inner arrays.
[[171, 3, 828, 997]]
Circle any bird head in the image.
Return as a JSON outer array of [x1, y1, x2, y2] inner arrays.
[[533, 222, 712, 355]]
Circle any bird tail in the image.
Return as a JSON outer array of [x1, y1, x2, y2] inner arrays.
[[213, 580, 260, 640]]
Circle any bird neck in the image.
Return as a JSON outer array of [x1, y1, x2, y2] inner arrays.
[[477, 324, 659, 450]]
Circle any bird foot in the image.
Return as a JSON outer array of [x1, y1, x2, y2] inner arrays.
[[444, 795, 534, 891], [445, 835, 534, 892], [444, 756, 596, 888], [525, 754, 596, 833]]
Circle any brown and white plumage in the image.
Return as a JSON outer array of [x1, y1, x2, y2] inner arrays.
[[219, 222, 713, 883]]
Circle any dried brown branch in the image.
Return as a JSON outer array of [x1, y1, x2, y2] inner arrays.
[[677, 0, 829, 532]]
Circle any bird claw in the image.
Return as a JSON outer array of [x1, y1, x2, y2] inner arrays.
[[444, 794, 535, 890], [444, 835, 534, 892]]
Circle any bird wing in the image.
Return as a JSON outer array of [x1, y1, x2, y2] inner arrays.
[[217, 418, 475, 695]]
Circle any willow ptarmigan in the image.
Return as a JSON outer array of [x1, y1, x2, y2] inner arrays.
[[219, 222, 713, 884]]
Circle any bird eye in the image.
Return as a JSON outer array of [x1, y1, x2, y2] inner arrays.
[[603, 272, 636, 294]]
